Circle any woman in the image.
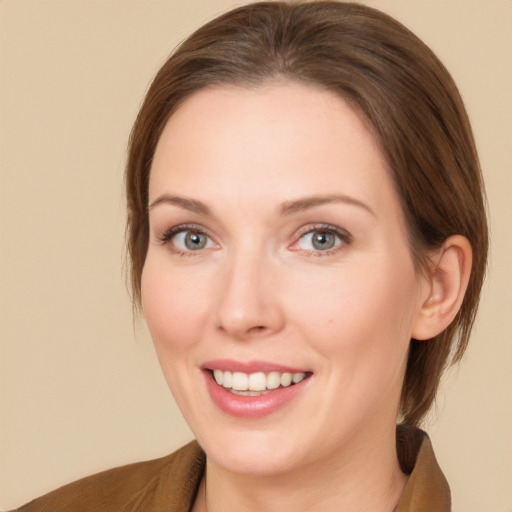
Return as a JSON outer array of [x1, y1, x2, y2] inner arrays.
[[12, 1, 488, 511]]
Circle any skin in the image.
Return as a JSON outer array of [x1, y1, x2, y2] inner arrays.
[[141, 82, 448, 511]]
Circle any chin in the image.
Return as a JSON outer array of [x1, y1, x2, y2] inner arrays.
[[196, 426, 307, 476]]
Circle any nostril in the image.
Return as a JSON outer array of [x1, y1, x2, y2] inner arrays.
[[246, 325, 267, 336]]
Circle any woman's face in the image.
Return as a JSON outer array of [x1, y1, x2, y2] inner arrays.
[[142, 82, 429, 476]]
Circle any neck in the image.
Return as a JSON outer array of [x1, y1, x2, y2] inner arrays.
[[195, 423, 408, 512]]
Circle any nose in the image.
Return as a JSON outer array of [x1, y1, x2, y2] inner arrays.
[[215, 250, 285, 340]]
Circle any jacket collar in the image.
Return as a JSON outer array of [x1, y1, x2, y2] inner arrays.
[[395, 424, 451, 511]]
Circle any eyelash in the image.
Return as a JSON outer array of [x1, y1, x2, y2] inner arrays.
[[158, 223, 214, 257], [157, 223, 352, 257], [292, 224, 352, 257]]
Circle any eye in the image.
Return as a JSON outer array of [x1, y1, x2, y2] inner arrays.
[[174, 230, 212, 251], [294, 226, 351, 253], [160, 226, 216, 253]]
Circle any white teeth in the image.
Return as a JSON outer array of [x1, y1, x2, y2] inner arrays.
[[248, 372, 266, 391], [280, 372, 293, 387], [230, 389, 268, 396], [214, 369, 308, 392], [213, 369, 223, 385], [232, 372, 249, 391], [292, 372, 306, 384], [267, 371, 281, 389], [223, 371, 233, 389]]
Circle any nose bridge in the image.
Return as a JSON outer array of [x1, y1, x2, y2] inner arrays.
[[215, 241, 283, 339]]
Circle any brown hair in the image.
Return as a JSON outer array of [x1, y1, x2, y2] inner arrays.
[[125, 1, 488, 426]]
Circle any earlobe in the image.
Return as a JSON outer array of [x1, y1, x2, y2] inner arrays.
[[412, 235, 473, 341]]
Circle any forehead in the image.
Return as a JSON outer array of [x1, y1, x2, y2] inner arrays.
[[149, 82, 399, 219]]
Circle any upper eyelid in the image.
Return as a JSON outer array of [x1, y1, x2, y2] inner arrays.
[[158, 223, 213, 243], [294, 223, 352, 240]]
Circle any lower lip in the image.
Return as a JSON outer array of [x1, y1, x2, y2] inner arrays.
[[204, 371, 310, 419]]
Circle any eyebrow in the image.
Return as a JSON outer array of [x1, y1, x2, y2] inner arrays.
[[279, 194, 376, 217], [148, 193, 376, 218], [147, 194, 212, 215]]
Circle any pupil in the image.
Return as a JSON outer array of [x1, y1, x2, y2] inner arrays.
[[313, 231, 334, 250], [185, 232, 206, 250]]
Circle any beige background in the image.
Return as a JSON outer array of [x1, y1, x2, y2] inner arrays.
[[1, 1, 510, 510]]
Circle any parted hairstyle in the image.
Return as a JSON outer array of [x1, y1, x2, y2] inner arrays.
[[125, 1, 488, 426]]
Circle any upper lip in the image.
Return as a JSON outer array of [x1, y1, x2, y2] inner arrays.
[[201, 359, 310, 374]]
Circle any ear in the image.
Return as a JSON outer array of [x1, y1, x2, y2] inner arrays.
[[412, 235, 473, 340]]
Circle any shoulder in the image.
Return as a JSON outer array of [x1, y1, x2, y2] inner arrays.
[[11, 441, 205, 512]]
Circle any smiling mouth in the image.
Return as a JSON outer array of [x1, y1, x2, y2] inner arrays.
[[210, 369, 310, 396]]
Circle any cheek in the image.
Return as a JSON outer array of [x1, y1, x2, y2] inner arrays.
[[294, 258, 420, 423], [140, 255, 214, 414], [293, 257, 420, 360], [141, 255, 209, 354]]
